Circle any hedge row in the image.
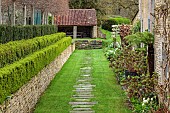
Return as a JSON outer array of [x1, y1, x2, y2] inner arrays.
[[0, 33, 66, 68], [0, 37, 72, 104], [0, 25, 57, 44], [102, 17, 131, 31]]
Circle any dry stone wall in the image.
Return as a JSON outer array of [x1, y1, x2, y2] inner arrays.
[[0, 43, 75, 113], [75, 40, 102, 49]]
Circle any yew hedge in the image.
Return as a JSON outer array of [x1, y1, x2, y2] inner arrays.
[[0, 37, 72, 104], [0, 25, 57, 44], [0, 33, 66, 68]]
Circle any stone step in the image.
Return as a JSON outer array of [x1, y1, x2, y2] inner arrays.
[[70, 111, 95, 113], [69, 102, 97, 105], [72, 108, 92, 111]]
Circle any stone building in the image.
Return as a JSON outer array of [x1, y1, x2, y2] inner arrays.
[[154, 0, 170, 108], [1, 1, 49, 25], [55, 9, 97, 38], [139, 0, 155, 32], [136, 0, 170, 108], [132, 11, 140, 26]]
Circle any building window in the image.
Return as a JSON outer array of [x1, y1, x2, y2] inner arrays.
[[148, 19, 150, 32]]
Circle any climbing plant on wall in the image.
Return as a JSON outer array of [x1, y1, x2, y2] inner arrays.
[[154, 0, 170, 110]]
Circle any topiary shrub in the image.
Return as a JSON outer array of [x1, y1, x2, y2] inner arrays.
[[0, 33, 66, 68], [101, 17, 131, 31], [0, 37, 72, 104]]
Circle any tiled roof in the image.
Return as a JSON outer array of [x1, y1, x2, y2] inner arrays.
[[56, 9, 97, 26]]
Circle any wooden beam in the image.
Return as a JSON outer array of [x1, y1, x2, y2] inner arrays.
[[0, 0, 2, 24], [12, 1, 16, 25], [73, 26, 77, 39], [24, 5, 26, 25], [32, 5, 35, 25]]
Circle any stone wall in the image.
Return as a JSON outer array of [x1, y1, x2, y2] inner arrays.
[[0, 43, 75, 113], [97, 28, 106, 39], [154, 0, 170, 108], [75, 40, 102, 49]]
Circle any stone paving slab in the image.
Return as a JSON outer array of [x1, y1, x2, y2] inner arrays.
[[69, 102, 97, 105], [76, 91, 92, 95], [75, 88, 93, 90], [77, 80, 91, 82], [71, 105, 94, 108], [73, 85, 96, 88], [73, 97, 94, 99], [73, 108, 92, 111], [73, 89, 93, 92], [69, 54, 97, 113], [70, 111, 95, 113], [73, 95, 94, 97], [74, 99, 91, 102], [81, 75, 91, 77]]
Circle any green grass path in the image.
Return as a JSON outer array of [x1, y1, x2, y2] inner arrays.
[[34, 49, 131, 113]]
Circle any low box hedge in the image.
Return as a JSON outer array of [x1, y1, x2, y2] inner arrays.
[[0, 37, 72, 104], [0, 25, 57, 44], [0, 33, 66, 68]]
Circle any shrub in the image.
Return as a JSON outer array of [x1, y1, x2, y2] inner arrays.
[[125, 31, 154, 46], [0, 33, 66, 68], [0, 25, 57, 44], [132, 21, 141, 34], [101, 17, 130, 31], [0, 37, 72, 104]]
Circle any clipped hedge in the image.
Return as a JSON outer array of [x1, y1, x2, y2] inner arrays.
[[0, 37, 72, 104], [102, 17, 130, 31], [0, 25, 57, 44], [0, 33, 66, 68]]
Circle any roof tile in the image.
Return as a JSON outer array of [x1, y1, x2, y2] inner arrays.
[[56, 9, 97, 26]]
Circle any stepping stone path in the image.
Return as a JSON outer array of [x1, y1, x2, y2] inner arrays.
[[69, 55, 97, 113]]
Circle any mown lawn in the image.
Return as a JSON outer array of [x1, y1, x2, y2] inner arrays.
[[91, 49, 131, 113], [34, 49, 131, 113]]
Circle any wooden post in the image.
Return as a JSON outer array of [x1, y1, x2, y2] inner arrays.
[[42, 11, 45, 25], [44, 12, 46, 24], [139, 0, 143, 32], [0, 0, 2, 24], [46, 13, 48, 25], [73, 26, 77, 39], [92, 25, 97, 38], [52, 15, 54, 25], [12, 1, 16, 25], [32, 5, 35, 25], [24, 5, 27, 25]]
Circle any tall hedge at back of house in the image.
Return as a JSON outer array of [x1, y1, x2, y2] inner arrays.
[[102, 17, 130, 31], [0, 37, 72, 104], [0, 25, 57, 44], [0, 33, 66, 68]]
